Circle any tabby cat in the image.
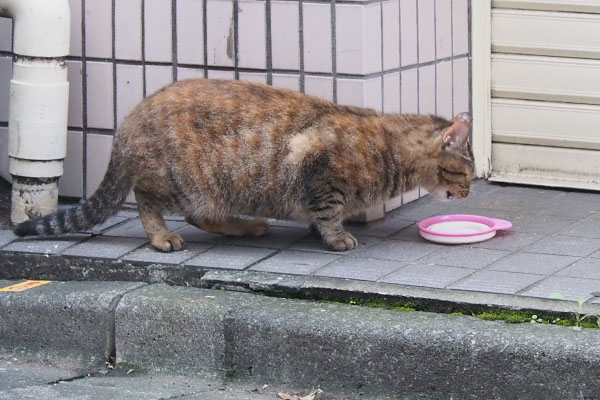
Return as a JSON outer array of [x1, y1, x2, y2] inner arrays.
[[14, 79, 474, 252]]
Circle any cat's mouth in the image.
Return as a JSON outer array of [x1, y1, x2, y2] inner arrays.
[[446, 191, 455, 200]]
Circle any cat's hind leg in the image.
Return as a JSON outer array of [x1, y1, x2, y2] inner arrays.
[[186, 216, 269, 237], [135, 190, 185, 252]]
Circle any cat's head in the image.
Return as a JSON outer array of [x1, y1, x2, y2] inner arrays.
[[424, 112, 475, 202]]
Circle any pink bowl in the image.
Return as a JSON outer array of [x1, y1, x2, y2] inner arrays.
[[418, 214, 512, 244]]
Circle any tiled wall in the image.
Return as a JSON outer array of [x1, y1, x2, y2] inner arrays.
[[0, 0, 470, 217]]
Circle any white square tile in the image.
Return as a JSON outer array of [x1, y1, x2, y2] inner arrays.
[[0, 127, 10, 181], [177, 0, 204, 65], [86, 134, 113, 196], [418, 64, 435, 115], [384, 195, 403, 213], [453, 0, 469, 56], [115, 0, 142, 60], [272, 74, 300, 92], [68, 0, 81, 57], [304, 75, 333, 102], [402, 187, 419, 204], [336, 4, 382, 75], [145, 65, 173, 96], [116, 64, 143, 125], [177, 67, 205, 81], [0, 56, 11, 122], [383, 72, 400, 114], [303, 3, 332, 73], [207, 70, 235, 80], [336, 78, 363, 108], [238, 72, 267, 84], [0, 17, 12, 52], [364, 77, 382, 112], [66, 60, 83, 128], [363, 3, 383, 73], [400, 68, 418, 113], [382, 0, 400, 71], [453, 57, 469, 114], [58, 131, 83, 197], [86, 62, 114, 130], [272, 1, 300, 70], [418, 0, 435, 63], [238, 0, 266, 69], [351, 204, 385, 223], [206, 0, 235, 67], [435, 0, 452, 59], [85, 0, 112, 58], [335, 5, 363, 75], [144, 0, 172, 62], [436, 60, 453, 119], [400, 0, 417, 66]]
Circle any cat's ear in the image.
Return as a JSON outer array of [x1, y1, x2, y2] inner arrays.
[[443, 113, 471, 148]]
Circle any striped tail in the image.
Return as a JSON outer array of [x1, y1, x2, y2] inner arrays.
[[13, 152, 133, 237]]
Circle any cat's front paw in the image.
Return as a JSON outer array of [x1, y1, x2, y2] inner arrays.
[[327, 232, 358, 251], [151, 233, 185, 252]]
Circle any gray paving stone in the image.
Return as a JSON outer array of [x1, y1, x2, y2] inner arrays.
[[487, 253, 579, 275], [449, 270, 544, 294], [555, 258, 600, 280], [172, 225, 226, 244], [163, 214, 186, 221], [123, 243, 212, 265], [185, 245, 276, 270], [472, 231, 542, 252], [394, 202, 452, 222], [356, 239, 441, 262], [420, 247, 510, 269], [592, 250, 600, 258], [0, 230, 17, 249], [288, 234, 383, 255], [540, 195, 600, 219], [219, 226, 308, 249], [380, 264, 475, 288], [391, 224, 426, 243], [347, 218, 414, 238], [266, 218, 311, 229], [559, 219, 600, 239], [463, 190, 547, 214], [524, 236, 600, 257], [62, 236, 147, 258], [83, 215, 128, 234], [103, 219, 187, 238], [314, 257, 405, 281], [3, 235, 90, 255], [250, 250, 340, 275], [520, 276, 600, 302], [116, 210, 139, 219], [466, 210, 578, 235]]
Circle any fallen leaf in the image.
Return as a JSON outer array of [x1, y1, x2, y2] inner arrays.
[[262, 384, 269, 390], [278, 393, 300, 400], [301, 389, 324, 400], [126, 369, 134, 375]]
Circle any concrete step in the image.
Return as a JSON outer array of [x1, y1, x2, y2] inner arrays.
[[1, 280, 599, 399]]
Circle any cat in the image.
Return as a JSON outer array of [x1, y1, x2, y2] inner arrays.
[[14, 79, 474, 252]]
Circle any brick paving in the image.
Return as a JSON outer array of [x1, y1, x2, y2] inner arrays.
[[1, 179, 600, 305]]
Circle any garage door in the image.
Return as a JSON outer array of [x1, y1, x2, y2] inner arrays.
[[472, 0, 600, 190]]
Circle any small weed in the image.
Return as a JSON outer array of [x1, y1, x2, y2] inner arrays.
[[550, 293, 600, 331]]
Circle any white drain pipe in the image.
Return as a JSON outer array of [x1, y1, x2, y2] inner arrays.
[[0, 0, 70, 223]]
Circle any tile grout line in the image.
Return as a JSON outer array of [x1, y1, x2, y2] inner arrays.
[[81, 0, 89, 199], [203, 0, 208, 79], [111, 0, 117, 132], [330, 0, 337, 103], [171, 0, 178, 82], [233, 0, 239, 80], [299, 0, 305, 92], [141, 0, 147, 97], [265, 0, 273, 85]]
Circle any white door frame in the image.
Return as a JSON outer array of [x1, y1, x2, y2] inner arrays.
[[471, 0, 492, 178]]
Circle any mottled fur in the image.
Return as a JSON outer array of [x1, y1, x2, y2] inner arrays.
[[14, 79, 475, 251]]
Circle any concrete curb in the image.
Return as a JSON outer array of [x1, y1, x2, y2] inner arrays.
[[2, 280, 600, 399], [0, 280, 146, 366], [116, 284, 600, 399]]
